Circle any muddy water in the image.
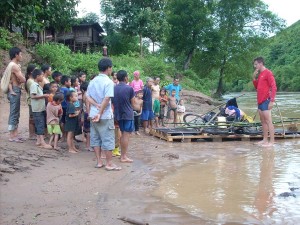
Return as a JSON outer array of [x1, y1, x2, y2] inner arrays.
[[152, 92, 300, 224], [223, 92, 300, 119]]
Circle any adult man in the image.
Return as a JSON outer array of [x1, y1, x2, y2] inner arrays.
[[165, 78, 182, 102], [253, 57, 277, 147], [2, 47, 26, 142], [86, 58, 121, 171], [113, 70, 135, 163]]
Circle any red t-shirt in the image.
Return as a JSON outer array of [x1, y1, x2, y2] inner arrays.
[[253, 69, 277, 104]]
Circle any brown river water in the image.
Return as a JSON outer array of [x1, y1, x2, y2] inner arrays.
[[150, 92, 300, 224]]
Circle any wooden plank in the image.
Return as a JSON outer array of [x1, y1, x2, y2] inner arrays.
[[151, 128, 300, 142]]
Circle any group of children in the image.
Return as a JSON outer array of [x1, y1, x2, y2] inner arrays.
[[23, 65, 91, 153], [129, 71, 186, 134], [21, 65, 185, 153]]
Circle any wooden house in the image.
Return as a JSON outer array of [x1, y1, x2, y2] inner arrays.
[[56, 22, 105, 53]]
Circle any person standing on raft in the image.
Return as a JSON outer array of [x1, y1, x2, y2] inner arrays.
[[252, 57, 277, 147]]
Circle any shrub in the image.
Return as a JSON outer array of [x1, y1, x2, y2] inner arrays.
[[0, 28, 23, 50]]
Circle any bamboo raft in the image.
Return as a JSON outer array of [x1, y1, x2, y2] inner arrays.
[[151, 124, 300, 142], [152, 94, 300, 142]]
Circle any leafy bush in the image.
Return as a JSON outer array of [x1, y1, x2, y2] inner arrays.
[[0, 28, 23, 50], [35, 43, 220, 95]]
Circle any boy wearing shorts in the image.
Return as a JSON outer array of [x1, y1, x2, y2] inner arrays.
[[47, 93, 64, 150], [30, 69, 52, 149]]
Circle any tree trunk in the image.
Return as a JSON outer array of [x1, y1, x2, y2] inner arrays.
[[139, 34, 143, 57], [152, 41, 155, 53], [215, 56, 227, 97], [183, 49, 194, 71]]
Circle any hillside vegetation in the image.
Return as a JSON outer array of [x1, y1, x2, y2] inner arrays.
[[261, 20, 300, 91]]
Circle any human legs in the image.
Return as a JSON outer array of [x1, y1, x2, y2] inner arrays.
[[94, 146, 103, 167], [67, 131, 77, 153], [8, 88, 21, 140], [120, 131, 133, 162], [261, 110, 275, 146], [134, 115, 140, 135], [28, 105, 35, 139], [33, 111, 52, 149], [91, 119, 121, 170]]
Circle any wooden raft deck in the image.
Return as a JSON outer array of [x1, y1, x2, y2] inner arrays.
[[150, 127, 300, 142]]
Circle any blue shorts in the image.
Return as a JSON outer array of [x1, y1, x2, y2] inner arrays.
[[258, 99, 270, 111], [90, 118, 115, 150], [118, 120, 134, 132], [140, 109, 154, 121], [33, 111, 46, 135]]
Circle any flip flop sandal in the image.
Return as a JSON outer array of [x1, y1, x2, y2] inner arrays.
[[9, 138, 23, 143], [105, 166, 122, 171], [95, 164, 104, 168]]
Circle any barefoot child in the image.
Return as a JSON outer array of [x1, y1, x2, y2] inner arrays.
[[80, 82, 92, 151], [59, 75, 71, 142], [132, 90, 143, 135], [30, 69, 52, 149], [153, 98, 160, 128], [48, 81, 58, 103], [65, 91, 80, 153], [177, 99, 186, 124], [47, 93, 64, 150], [25, 64, 37, 140], [159, 88, 168, 126], [167, 89, 178, 125]]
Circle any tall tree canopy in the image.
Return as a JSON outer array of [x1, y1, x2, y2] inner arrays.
[[165, 0, 284, 96], [101, 0, 167, 55], [0, 0, 79, 34]]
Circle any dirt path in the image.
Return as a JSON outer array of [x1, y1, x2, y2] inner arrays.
[[0, 91, 214, 225]]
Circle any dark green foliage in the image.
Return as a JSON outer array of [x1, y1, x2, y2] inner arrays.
[[261, 20, 300, 91]]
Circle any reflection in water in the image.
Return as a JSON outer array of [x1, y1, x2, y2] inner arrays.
[[253, 149, 276, 221], [153, 93, 300, 224], [154, 141, 300, 224]]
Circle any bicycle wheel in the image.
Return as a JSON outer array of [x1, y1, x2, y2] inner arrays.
[[183, 113, 204, 126]]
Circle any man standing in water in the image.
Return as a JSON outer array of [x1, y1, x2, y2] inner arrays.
[[252, 57, 277, 147], [2, 47, 26, 142]]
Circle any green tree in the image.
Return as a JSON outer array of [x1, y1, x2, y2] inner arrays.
[[80, 12, 100, 24], [165, 0, 213, 70], [209, 0, 284, 96], [0, 0, 79, 40], [101, 0, 167, 56]]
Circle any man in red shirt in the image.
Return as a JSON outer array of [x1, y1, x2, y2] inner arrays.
[[253, 57, 277, 147]]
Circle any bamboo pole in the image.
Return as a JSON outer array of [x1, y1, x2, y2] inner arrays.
[[275, 101, 285, 137]]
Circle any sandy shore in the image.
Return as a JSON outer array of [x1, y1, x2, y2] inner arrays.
[[0, 91, 215, 225]]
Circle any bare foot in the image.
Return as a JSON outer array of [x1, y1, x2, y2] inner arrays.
[[74, 147, 80, 152], [35, 142, 41, 146], [120, 157, 133, 163], [39, 144, 53, 149], [105, 164, 122, 171], [68, 149, 78, 153], [261, 142, 274, 147], [254, 140, 267, 145], [54, 146, 62, 151], [135, 131, 140, 135]]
